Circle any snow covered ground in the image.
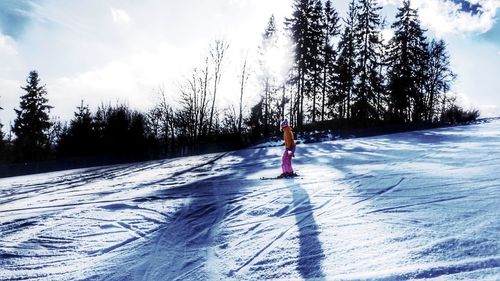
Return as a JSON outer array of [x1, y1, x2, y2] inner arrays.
[[1, 120, 499, 281]]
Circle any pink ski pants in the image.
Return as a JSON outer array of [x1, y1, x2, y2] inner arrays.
[[281, 146, 296, 174]]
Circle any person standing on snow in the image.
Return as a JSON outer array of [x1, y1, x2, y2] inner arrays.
[[279, 119, 296, 178]]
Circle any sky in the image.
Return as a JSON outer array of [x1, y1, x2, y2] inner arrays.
[[0, 0, 499, 130]]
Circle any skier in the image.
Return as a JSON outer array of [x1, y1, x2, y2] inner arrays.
[[279, 118, 296, 178]]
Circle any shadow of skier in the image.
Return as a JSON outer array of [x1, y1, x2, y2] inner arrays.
[[290, 182, 326, 280]]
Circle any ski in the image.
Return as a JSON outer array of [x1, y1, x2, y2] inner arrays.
[[260, 173, 300, 180]]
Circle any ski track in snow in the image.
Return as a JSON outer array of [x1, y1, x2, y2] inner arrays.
[[1, 121, 500, 280]]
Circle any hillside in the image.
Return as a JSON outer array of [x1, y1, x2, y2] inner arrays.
[[1, 120, 499, 280]]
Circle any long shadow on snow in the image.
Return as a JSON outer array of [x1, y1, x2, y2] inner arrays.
[[251, 141, 326, 278], [289, 180, 326, 280], [294, 124, 500, 278]]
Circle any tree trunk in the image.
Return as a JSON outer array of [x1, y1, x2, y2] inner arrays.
[[290, 82, 296, 127], [199, 57, 209, 138], [238, 56, 248, 134], [264, 78, 269, 134], [208, 40, 229, 135], [281, 85, 286, 121], [299, 69, 305, 128], [321, 60, 327, 122], [428, 85, 435, 123], [312, 74, 317, 124]]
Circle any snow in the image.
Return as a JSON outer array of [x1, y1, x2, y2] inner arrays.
[[1, 120, 499, 280]]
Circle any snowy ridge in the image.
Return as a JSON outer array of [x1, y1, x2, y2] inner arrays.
[[1, 120, 499, 280]]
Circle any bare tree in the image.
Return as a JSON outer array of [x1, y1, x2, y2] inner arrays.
[[175, 62, 215, 143], [147, 106, 162, 141], [222, 104, 238, 134], [150, 86, 175, 146], [208, 39, 230, 135], [178, 71, 197, 142], [48, 116, 65, 149], [198, 56, 211, 137], [238, 52, 250, 134], [259, 16, 278, 135], [425, 39, 456, 122]]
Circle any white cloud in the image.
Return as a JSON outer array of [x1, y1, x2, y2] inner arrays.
[[410, 0, 500, 36], [455, 91, 473, 107], [0, 78, 22, 128], [111, 8, 131, 24], [43, 39, 216, 122], [1, 0, 498, 127], [0, 0, 295, 126], [377, 0, 399, 6], [0, 34, 17, 55], [477, 104, 500, 117], [0, 33, 23, 97], [446, 35, 500, 119]]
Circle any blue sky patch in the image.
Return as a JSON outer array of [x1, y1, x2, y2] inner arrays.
[[450, 0, 483, 16], [481, 19, 500, 42], [0, 0, 33, 38]]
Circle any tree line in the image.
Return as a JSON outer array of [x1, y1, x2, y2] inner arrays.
[[0, 38, 252, 164], [0, 69, 244, 164], [250, 0, 478, 136], [0, 0, 479, 165]]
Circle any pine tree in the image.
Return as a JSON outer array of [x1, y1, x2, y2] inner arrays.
[[387, 0, 428, 122], [335, 0, 358, 120], [12, 70, 53, 162], [57, 100, 95, 157], [102, 105, 131, 154], [286, 0, 317, 128], [353, 0, 384, 122], [374, 18, 388, 119], [308, 0, 325, 123], [248, 99, 264, 139], [129, 111, 148, 156], [320, 0, 340, 121]]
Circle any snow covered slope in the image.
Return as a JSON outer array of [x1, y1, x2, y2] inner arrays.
[[1, 120, 499, 280]]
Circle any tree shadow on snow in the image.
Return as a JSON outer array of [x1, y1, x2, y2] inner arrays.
[[99, 148, 270, 280]]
